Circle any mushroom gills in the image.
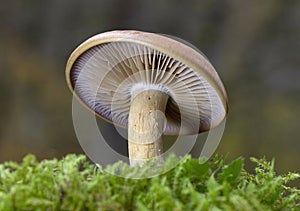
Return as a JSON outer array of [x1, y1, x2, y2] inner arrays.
[[72, 41, 223, 135]]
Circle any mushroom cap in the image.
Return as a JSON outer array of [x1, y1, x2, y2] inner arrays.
[[66, 30, 228, 135]]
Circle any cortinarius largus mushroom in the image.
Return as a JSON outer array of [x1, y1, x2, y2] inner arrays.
[[66, 30, 228, 166]]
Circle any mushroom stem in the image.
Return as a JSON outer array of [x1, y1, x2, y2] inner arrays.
[[128, 90, 169, 166]]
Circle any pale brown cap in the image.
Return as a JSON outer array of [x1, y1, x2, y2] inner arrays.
[[66, 30, 228, 135]]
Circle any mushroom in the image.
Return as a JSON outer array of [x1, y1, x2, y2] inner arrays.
[[65, 30, 228, 166]]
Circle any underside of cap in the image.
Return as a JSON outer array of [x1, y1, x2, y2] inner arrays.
[[66, 30, 228, 135]]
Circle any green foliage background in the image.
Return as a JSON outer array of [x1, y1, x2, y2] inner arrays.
[[0, 0, 299, 185], [0, 154, 299, 210]]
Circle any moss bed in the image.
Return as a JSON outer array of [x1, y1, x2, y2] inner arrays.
[[0, 154, 299, 210]]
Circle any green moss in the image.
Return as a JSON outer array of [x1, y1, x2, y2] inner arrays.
[[0, 154, 299, 211]]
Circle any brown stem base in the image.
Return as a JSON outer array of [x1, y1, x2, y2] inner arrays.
[[128, 90, 168, 166]]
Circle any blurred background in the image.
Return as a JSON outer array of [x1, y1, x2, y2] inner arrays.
[[0, 0, 299, 180]]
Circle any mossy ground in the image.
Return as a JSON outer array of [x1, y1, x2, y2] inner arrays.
[[0, 154, 299, 211]]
